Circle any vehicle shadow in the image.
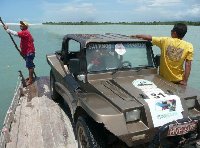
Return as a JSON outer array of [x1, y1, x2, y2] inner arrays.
[[57, 97, 77, 137]]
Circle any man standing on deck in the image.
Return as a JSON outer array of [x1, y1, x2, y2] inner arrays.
[[3, 21, 36, 85], [131, 23, 194, 86]]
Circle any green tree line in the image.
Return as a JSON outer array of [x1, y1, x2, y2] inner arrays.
[[43, 21, 200, 26]]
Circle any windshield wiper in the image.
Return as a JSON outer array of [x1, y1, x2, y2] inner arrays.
[[88, 69, 110, 73], [135, 65, 154, 72], [111, 67, 131, 75]]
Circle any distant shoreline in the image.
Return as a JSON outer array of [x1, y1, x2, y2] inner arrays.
[[42, 21, 200, 26]]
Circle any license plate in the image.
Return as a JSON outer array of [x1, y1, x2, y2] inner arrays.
[[167, 120, 198, 136]]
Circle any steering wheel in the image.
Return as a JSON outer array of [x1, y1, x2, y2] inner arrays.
[[121, 61, 132, 68]]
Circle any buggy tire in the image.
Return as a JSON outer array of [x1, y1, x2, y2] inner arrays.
[[76, 116, 106, 148], [50, 70, 60, 101]]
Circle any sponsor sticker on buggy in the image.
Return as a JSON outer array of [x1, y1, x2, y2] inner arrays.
[[115, 43, 126, 55], [168, 120, 198, 136], [132, 79, 157, 90], [132, 79, 183, 127]]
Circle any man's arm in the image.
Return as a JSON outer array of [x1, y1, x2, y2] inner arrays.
[[6, 29, 18, 36], [3, 25, 18, 36], [130, 34, 152, 41], [180, 60, 192, 86]]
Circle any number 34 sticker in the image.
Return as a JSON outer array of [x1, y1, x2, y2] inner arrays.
[[145, 88, 166, 99]]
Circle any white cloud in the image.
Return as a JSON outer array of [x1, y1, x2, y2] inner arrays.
[[175, 4, 200, 20], [41, 1, 96, 21], [148, 0, 182, 7], [187, 4, 200, 16], [125, 0, 182, 7], [62, 3, 96, 14], [132, 0, 200, 21], [135, 6, 152, 12], [117, 0, 135, 3], [39, 0, 200, 22]]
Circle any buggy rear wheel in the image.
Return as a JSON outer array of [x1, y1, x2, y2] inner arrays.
[[50, 70, 60, 101]]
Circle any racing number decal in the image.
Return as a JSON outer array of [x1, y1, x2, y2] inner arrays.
[[132, 79, 184, 127], [132, 79, 166, 99], [151, 92, 166, 99]]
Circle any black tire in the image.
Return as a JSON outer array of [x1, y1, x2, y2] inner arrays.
[[50, 70, 60, 101], [76, 116, 106, 148]]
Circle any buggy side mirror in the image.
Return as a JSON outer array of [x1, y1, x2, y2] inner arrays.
[[69, 58, 80, 75], [154, 54, 160, 68]]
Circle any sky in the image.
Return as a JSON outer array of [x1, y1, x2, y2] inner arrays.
[[0, 0, 200, 23]]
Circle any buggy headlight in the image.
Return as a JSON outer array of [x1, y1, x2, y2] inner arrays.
[[125, 109, 141, 122]]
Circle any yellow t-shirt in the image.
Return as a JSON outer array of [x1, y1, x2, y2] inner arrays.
[[152, 37, 194, 82]]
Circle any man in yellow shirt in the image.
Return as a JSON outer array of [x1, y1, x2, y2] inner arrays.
[[131, 23, 193, 86]]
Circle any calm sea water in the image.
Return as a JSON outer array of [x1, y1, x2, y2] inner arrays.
[[0, 25, 200, 128]]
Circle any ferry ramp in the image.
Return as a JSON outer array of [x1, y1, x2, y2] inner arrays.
[[0, 76, 77, 148]]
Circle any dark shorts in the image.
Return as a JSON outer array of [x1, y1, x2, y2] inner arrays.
[[25, 53, 35, 68]]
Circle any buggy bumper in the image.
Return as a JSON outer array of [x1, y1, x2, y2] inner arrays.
[[118, 117, 200, 147]]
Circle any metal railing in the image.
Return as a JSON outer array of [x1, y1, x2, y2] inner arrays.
[[0, 77, 23, 148]]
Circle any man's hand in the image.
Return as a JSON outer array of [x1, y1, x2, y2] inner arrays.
[[20, 52, 25, 59], [129, 35, 137, 38], [179, 60, 192, 86], [179, 80, 187, 86], [3, 25, 8, 30], [130, 34, 152, 41]]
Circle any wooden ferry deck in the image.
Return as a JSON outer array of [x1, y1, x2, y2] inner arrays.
[[0, 76, 77, 148]]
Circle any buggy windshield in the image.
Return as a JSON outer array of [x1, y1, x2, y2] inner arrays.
[[86, 42, 153, 72]]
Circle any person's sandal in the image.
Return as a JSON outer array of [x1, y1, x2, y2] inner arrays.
[[26, 81, 33, 86], [25, 78, 29, 82]]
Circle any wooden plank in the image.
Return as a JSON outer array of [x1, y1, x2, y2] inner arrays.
[[60, 107, 77, 148], [37, 76, 50, 98], [15, 96, 29, 148], [4, 77, 77, 148], [1, 82, 23, 148], [27, 97, 44, 148], [27, 80, 37, 102], [28, 124, 44, 148], [6, 98, 23, 148], [49, 106, 68, 147]]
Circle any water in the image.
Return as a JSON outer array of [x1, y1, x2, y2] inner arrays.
[[0, 25, 200, 128]]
